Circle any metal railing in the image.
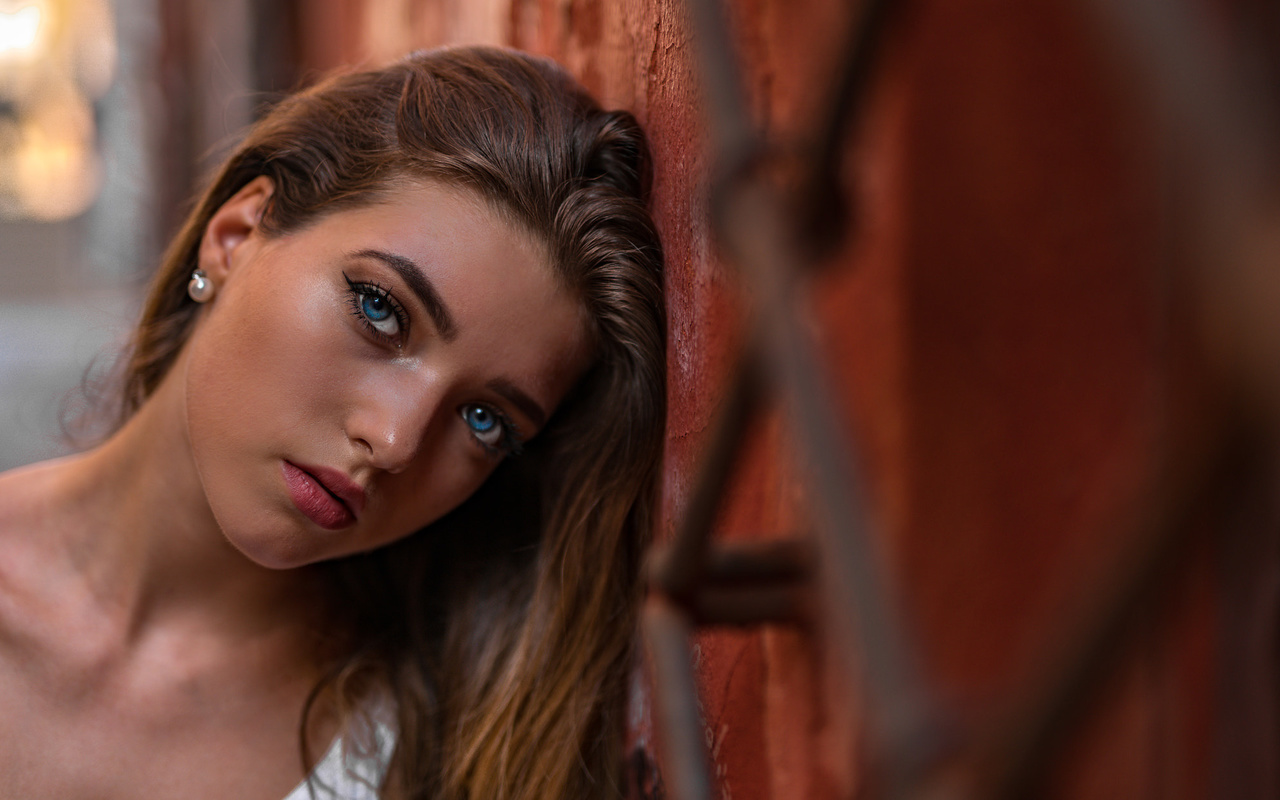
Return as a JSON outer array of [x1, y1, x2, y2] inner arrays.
[[641, 0, 1280, 797]]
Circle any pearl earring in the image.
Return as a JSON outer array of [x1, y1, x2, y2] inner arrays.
[[188, 269, 214, 303]]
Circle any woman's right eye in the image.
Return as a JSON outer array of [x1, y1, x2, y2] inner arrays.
[[344, 274, 408, 344]]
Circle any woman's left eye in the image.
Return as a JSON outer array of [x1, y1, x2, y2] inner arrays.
[[459, 403, 520, 455], [344, 274, 407, 342]]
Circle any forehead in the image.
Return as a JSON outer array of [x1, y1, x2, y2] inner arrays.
[[334, 179, 547, 271]]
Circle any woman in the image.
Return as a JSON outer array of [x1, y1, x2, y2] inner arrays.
[[0, 47, 664, 799]]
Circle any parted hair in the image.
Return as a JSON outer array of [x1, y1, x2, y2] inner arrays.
[[120, 46, 665, 799]]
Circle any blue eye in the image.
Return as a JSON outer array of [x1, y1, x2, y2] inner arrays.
[[361, 293, 391, 322], [463, 405, 495, 432], [344, 274, 405, 341], [358, 291, 399, 336], [460, 403, 515, 453]]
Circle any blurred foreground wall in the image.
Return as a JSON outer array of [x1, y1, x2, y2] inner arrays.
[[296, 0, 1270, 797]]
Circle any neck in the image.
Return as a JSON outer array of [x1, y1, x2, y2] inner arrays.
[[51, 363, 328, 648]]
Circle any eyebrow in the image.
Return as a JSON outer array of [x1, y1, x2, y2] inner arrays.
[[488, 378, 548, 431], [351, 248, 458, 343]]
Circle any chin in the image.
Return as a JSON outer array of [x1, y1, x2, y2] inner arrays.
[[222, 522, 326, 571]]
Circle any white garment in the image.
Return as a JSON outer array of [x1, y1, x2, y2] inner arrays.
[[280, 708, 396, 800]]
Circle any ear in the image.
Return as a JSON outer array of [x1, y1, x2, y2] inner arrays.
[[197, 175, 275, 284]]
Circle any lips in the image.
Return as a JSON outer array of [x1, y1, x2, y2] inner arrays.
[[281, 461, 365, 530]]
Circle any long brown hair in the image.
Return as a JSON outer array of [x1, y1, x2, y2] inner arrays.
[[122, 47, 664, 799]]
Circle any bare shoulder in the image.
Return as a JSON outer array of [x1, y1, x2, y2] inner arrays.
[[0, 456, 84, 632], [0, 455, 73, 519], [0, 455, 81, 546]]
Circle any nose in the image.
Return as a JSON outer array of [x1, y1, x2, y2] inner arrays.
[[345, 371, 444, 474]]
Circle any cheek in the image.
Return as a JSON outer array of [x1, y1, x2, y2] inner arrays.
[[192, 280, 347, 421], [184, 279, 356, 508]]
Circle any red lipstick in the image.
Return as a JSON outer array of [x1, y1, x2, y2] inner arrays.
[[281, 461, 365, 530]]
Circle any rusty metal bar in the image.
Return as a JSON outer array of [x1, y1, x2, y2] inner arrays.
[[717, 178, 941, 796], [1080, 0, 1277, 182], [655, 538, 819, 626], [703, 538, 815, 584], [1079, 0, 1280, 420], [651, 539, 815, 609], [684, 0, 763, 180], [802, 0, 911, 256], [682, 0, 940, 790], [687, 584, 810, 626], [642, 597, 714, 800], [652, 356, 763, 601]]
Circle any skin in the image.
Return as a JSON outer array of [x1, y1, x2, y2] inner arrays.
[[0, 177, 592, 799]]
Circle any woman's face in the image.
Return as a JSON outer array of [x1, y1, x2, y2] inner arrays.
[[179, 178, 592, 568]]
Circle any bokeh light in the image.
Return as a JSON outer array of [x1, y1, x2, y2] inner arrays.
[[0, 0, 115, 221], [0, 4, 43, 55]]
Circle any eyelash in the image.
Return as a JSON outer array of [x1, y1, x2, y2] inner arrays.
[[344, 273, 410, 345], [466, 405, 525, 459]]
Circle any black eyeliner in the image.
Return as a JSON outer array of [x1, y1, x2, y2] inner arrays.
[[343, 272, 410, 345]]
